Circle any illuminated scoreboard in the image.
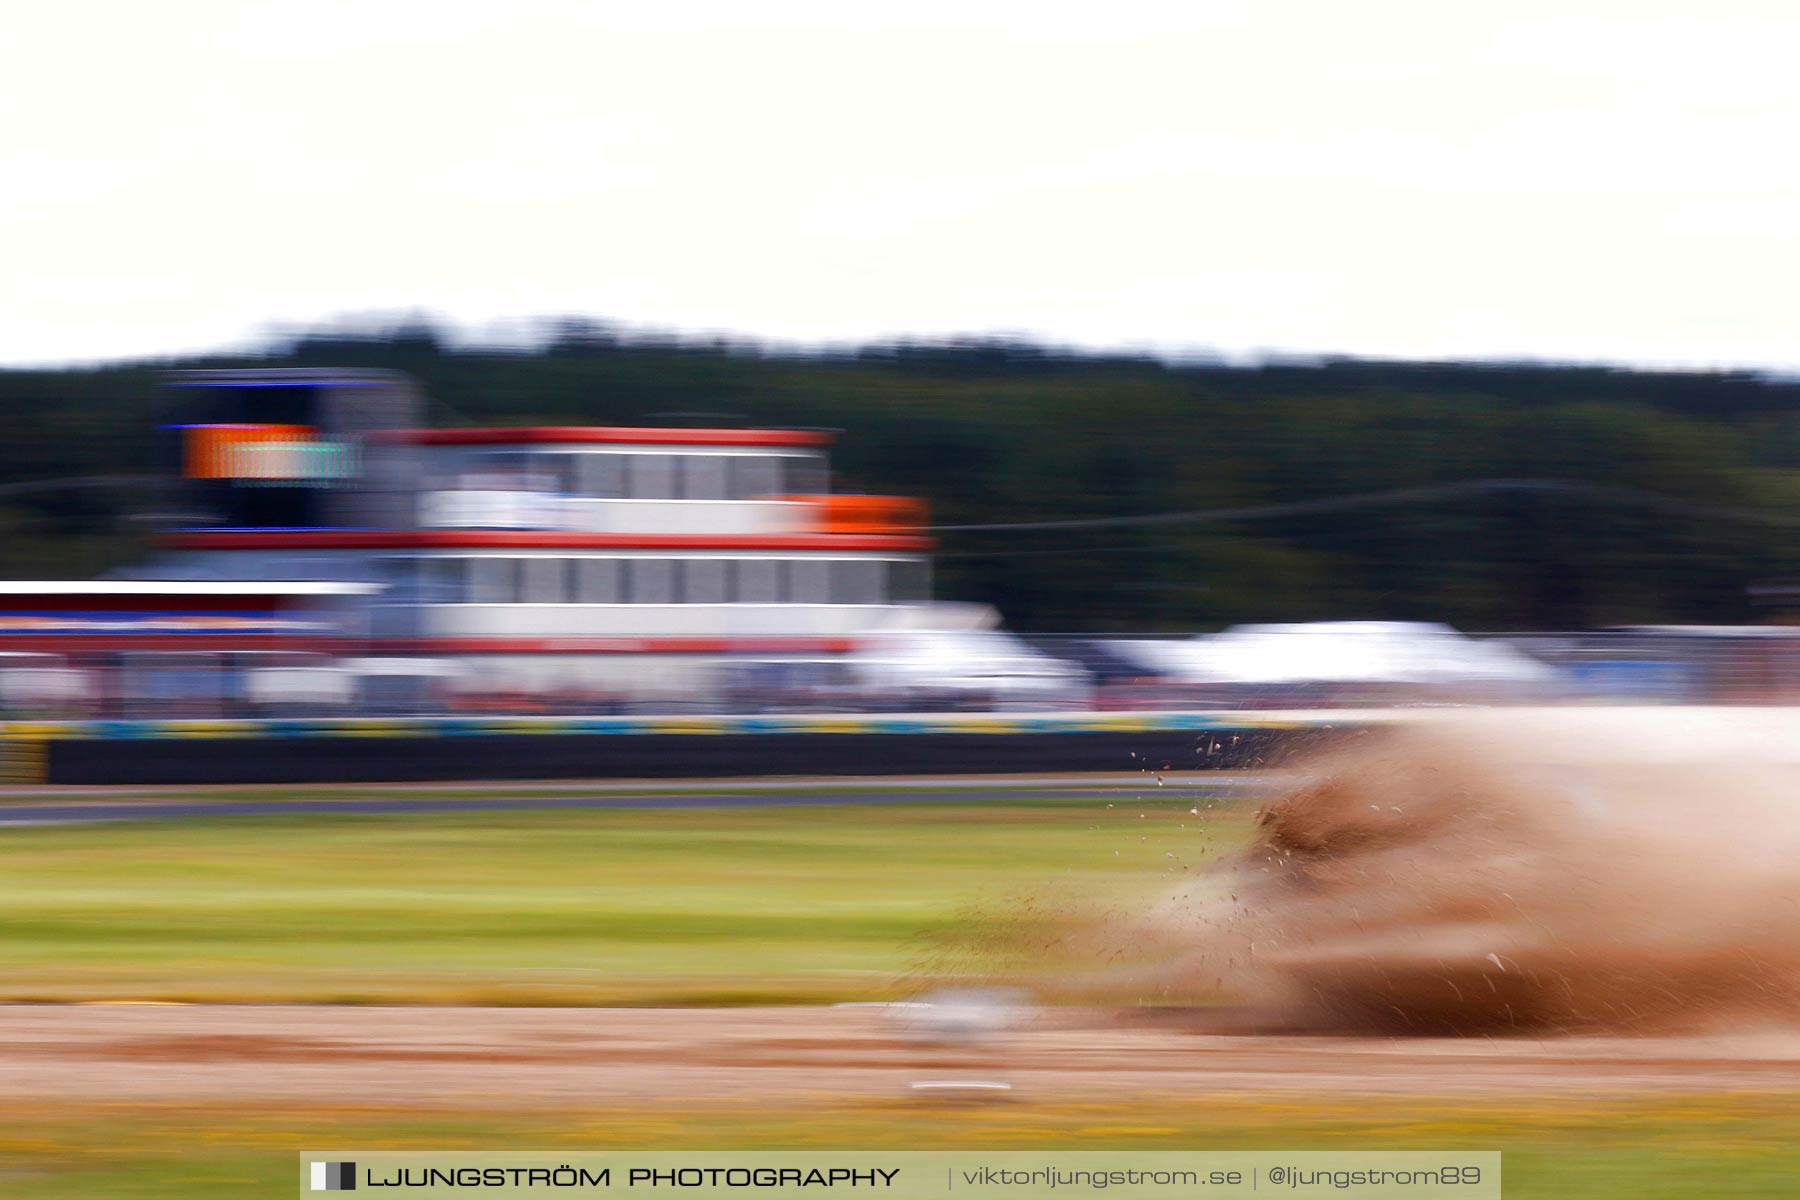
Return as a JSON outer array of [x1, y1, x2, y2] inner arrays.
[[182, 423, 359, 482], [162, 369, 420, 529]]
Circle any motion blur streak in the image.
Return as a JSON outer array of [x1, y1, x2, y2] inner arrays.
[[1121, 709, 1800, 1034]]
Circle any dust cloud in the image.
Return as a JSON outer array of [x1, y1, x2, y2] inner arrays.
[[1113, 710, 1800, 1034]]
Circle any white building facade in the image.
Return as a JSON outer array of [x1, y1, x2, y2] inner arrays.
[[155, 423, 938, 706]]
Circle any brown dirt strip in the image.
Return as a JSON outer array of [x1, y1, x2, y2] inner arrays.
[[2, 1006, 1798, 1107]]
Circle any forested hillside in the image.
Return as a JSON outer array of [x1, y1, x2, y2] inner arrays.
[[3, 326, 1796, 631]]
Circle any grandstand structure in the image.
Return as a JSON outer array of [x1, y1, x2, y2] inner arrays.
[[34, 369, 943, 712]]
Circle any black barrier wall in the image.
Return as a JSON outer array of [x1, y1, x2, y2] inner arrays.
[[44, 728, 1343, 785]]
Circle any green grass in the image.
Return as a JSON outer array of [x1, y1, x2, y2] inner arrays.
[[0, 794, 1246, 1004], [3, 1093, 1798, 1199], [3, 793, 1798, 1197]]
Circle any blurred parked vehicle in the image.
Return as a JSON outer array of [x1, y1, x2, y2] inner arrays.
[[851, 629, 1093, 711]]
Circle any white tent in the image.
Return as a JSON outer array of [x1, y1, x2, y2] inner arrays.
[[1139, 622, 1559, 686]]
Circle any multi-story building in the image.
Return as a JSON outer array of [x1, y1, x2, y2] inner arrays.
[[132, 368, 943, 707]]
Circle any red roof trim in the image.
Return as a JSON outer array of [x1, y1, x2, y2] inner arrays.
[[364, 637, 856, 655], [0, 634, 854, 655], [377, 427, 834, 448], [0, 635, 321, 652], [163, 531, 933, 552]]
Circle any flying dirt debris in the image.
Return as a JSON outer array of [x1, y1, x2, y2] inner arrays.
[[1118, 710, 1800, 1035]]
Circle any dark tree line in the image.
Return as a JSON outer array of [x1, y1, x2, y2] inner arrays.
[[1, 324, 1795, 631]]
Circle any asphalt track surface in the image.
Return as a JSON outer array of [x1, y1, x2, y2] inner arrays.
[[0, 775, 1282, 825]]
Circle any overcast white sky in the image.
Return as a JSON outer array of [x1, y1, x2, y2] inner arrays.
[[3, 1, 1797, 369]]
